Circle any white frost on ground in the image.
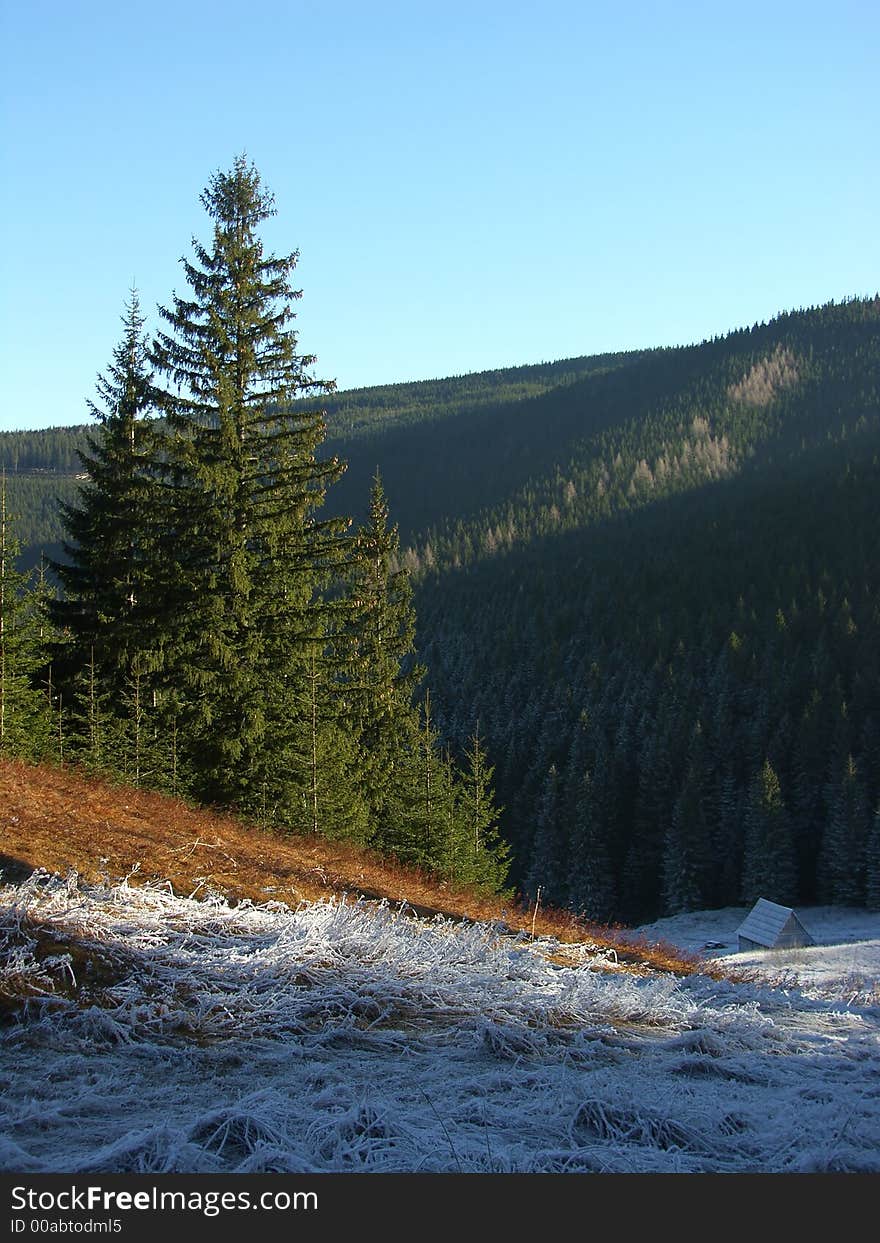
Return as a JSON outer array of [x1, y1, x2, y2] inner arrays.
[[2, 873, 879, 1174]]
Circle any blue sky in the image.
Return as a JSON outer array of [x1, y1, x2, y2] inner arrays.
[[1, 0, 877, 431]]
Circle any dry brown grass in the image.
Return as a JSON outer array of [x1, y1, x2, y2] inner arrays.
[[0, 757, 710, 977]]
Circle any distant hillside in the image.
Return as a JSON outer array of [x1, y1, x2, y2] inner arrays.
[[0, 349, 645, 560], [318, 350, 645, 442]]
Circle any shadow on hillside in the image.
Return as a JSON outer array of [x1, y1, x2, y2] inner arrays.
[[0, 854, 35, 885]]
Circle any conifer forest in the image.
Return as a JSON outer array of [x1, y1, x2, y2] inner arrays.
[[2, 158, 878, 922]]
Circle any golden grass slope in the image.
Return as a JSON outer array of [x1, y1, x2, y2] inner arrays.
[[0, 757, 704, 976]]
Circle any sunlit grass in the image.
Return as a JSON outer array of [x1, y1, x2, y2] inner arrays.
[[0, 757, 707, 977]]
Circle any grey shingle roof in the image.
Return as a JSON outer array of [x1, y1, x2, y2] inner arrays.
[[736, 898, 813, 948]]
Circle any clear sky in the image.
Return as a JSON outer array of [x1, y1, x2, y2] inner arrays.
[[1, 0, 877, 431]]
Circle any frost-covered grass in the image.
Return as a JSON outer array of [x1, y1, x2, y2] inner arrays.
[[2, 873, 879, 1173]]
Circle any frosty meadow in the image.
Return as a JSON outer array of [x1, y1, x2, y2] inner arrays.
[[2, 859, 878, 1174]]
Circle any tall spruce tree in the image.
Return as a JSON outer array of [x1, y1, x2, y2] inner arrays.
[[348, 471, 425, 827], [150, 156, 346, 812], [286, 644, 370, 841], [663, 722, 713, 914], [866, 806, 880, 913], [566, 722, 617, 923], [51, 290, 158, 712], [525, 763, 569, 905]]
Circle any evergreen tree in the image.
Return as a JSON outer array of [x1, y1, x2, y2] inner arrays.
[[819, 754, 869, 904], [525, 763, 569, 906], [378, 690, 456, 868], [741, 759, 797, 905], [149, 156, 346, 811], [568, 766, 617, 924], [51, 290, 158, 695], [564, 720, 616, 923], [66, 645, 119, 772], [342, 484, 509, 888], [347, 470, 425, 824], [622, 711, 680, 920], [715, 771, 745, 906], [663, 722, 713, 914], [284, 645, 370, 841], [866, 806, 880, 913], [448, 732, 510, 892]]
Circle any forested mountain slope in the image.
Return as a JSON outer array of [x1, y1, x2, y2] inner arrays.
[[0, 353, 646, 561], [407, 297, 880, 920], [1, 352, 637, 575], [4, 297, 878, 921]]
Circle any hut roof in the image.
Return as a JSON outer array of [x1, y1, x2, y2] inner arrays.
[[736, 898, 813, 948]]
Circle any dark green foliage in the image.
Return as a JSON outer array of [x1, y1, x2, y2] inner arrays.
[[346, 472, 425, 828], [0, 475, 77, 571], [375, 692, 454, 869], [0, 484, 55, 759], [819, 754, 869, 905], [50, 289, 160, 724], [65, 645, 118, 772], [149, 156, 345, 811], [866, 808, 880, 913], [411, 297, 880, 919], [448, 734, 510, 893], [663, 723, 713, 915], [0, 427, 92, 475], [24, 157, 512, 896], [741, 760, 797, 906], [525, 764, 568, 906], [280, 646, 370, 841], [567, 728, 618, 924]]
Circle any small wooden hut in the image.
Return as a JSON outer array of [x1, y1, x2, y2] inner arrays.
[[736, 899, 814, 952]]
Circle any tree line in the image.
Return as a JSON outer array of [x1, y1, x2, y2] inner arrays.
[[0, 156, 509, 895]]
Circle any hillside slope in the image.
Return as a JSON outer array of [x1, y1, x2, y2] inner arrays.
[[0, 758, 694, 972]]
